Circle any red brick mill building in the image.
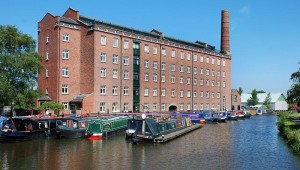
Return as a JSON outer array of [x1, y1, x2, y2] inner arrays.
[[37, 8, 231, 114]]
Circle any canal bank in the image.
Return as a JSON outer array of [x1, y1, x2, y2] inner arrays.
[[0, 114, 300, 169]]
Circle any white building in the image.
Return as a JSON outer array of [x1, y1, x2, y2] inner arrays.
[[241, 93, 288, 111]]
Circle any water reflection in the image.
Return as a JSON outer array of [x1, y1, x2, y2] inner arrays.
[[0, 115, 300, 169]]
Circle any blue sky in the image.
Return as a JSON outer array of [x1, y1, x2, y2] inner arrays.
[[1, 0, 299, 95]]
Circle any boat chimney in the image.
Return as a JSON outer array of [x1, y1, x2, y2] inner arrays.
[[220, 10, 230, 55]]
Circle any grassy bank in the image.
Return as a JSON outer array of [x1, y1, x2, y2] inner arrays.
[[277, 112, 300, 153]]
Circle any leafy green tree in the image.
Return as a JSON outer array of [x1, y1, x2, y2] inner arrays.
[[0, 25, 43, 110], [247, 89, 259, 106], [38, 101, 64, 115], [238, 87, 243, 95], [257, 90, 266, 93], [287, 62, 300, 106], [263, 93, 272, 109]]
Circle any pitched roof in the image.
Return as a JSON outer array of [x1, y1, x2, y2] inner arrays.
[[241, 93, 286, 103], [69, 94, 90, 102]]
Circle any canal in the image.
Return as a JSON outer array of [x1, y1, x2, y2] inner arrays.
[[1, 114, 300, 170]]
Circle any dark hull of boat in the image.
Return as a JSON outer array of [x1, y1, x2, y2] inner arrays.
[[56, 128, 87, 139], [0, 130, 55, 142]]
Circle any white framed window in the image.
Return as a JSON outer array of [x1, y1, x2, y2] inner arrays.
[[124, 40, 129, 49], [113, 37, 118, 47], [62, 33, 69, 42], [62, 102, 68, 110], [161, 75, 165, 82], [212, 92, 215, 98], [144, 60, 149, 68], [153, 89, 157, 96], [218, 71, 220, 77], [187, 103, 191, 111], [161, 48, 166, 56], [124, 103, 129, 112], [100, 85, 106, 95], [200, 68, 204, 75], [112, 86, 118, 95], [217, 92, 220, 98], [112, 55, 118, 64], [171, 76, 175, 83], [100, 102, 106, 112], [180, 103, 184, 111], [194, 91, 197, 97], [46, 36, 49, 43], [112, 103, 118, 112], [161, 89, 166, 96], [46, 68, 49, 78], [101, 35, 107, 45], [100, 53, 106, 62], [212, 80, 215, 86], [217, 59, 220, 65], [206, 69, 210, 76], [46, 51, 49, 61], [223, 81, 226, 87], [124, 71, 129, 79], [133, 43, 140, 49], [212, 104, 215, 110], [212, 58, 215, 65], [153, 61, 158, 69], [62, 49, 69, 59], [45, 88, 48, 95], [194, 78, 197, 85], [206, 91, 210, 98], [170, 89, 175, 97], [124, 87, 129, 95], [193, 104, 197, 110], [144, 44, 149, 53], [223, 71, 226, 77], [193, 67, 197, 75], [187, 90, 191, 98], [200, 79, 204, 86], [180, 77, 183, 84], [180, 52, 184, 59], [200, 56, 203, 62], [144, 88, 149, 96], [206, 79, 210, 86], [187, 66, 191, 73], [200, 91, 203, 98], [223, 60, 226, 66], [180, 90, 184, 98], [187, 77, 191, 84], [143, 103, 149, 112], [187, 53, 191, 60], [171, 49, 175, 57], [113, 69, 118, 79], [206, 104, 210, 110], [180, 65, 184, 73], [153, 46, 158, 54], [161, 62, 166, 70], [212, 70, 215, 76], [153, 103, 158, 111], [218, 81, 221, 87], [153, 74, 157, 82], [124, 56, 129, 65], [100, 68, 106, 77], [144, 73, 149, 81], [193, 54, 197, 61], [206, 57, 210, 64], [171, 64, 175, 71], [62, 67, 69, 77], [62, 84, 68, 94], [161, 103, 166, 111]]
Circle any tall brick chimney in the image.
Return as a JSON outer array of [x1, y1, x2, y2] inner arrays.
[[221, 10, 230, 55]]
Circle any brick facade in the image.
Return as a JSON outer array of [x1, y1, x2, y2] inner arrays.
[[37, 8, 232, 113]]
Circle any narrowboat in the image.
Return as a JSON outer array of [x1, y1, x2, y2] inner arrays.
[[86, 116, 128, 140], [201, 110, 218, 123], [0, 116, 57, 142], [236, 111, 245, 119], [131, 115, 195, 143], [216, 111, 227, 122], [227, 111, 238, 120], [243, 111, 252, 118], [126, 118, 143, 139], [55, 117, 89, 139]]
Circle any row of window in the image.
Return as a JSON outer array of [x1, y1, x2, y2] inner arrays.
[[143, 88, 221, 98]]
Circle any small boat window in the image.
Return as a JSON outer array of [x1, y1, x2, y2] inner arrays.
[[73, 122, 78, 128]]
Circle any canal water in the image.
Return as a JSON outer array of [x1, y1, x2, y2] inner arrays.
[[1, 114, 300, 170]]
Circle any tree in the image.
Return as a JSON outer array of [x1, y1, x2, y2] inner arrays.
[[247, 89, 259, 106], [287, 62, 300, 106], [38, 101, 64, 116], [0, 25, 43, 110], [257, 90, 266, 93], [263, 93, 272, 110], [238, 87, 243, 95]]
